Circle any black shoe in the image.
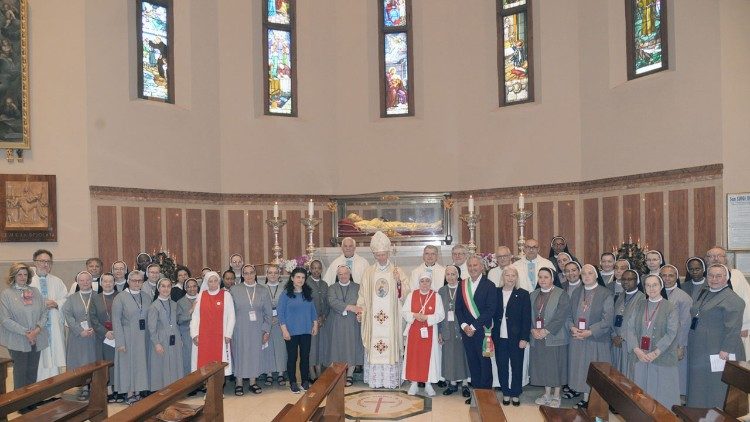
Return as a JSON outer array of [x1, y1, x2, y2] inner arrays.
[[301, 381, 310, 391], [465, 397, 471, 405], [574, 399, 588, 409], [290, 383, 301, 394], [437, 380, 447, 388], [442, 385, 458, 396], [462, 386, 470, 398], [502, 397, 510, 406], [418, 382, 425, 388], [511, 397, 521, 407]]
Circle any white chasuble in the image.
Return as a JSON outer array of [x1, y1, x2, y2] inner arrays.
[[369, 270, 396, 365]]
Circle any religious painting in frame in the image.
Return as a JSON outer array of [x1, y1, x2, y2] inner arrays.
[[0, 174, 57, 242], [379, 0, 414, 117], [136, 0, 175, 103], [625, 0, 668, 80], [497, 0, 533, 106], [0, 0, 30, 151], [263, 0, 297, 116]]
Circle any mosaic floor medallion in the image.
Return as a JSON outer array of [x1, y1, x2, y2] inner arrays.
[[345, 389, 431, 420]]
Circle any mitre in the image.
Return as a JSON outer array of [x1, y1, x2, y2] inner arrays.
[[370, 231, 391, 253]]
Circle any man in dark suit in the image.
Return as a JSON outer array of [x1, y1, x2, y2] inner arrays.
[[456, 255, 498, 404]]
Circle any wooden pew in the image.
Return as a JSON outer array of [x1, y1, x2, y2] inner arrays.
[[672, 360, 750, 421], [468, 389, 507, 422], [0, 357, 12, 395], [0, 359, 111, 422], [105, 361, 227, 422], [272, 362, 347, 422], [539, 362, 678, 422]]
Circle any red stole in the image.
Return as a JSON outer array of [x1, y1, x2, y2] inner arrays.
[[405, 291, 436, 382], [197, 290, 225, 369]]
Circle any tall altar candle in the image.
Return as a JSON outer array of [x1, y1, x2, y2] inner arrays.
[[519, 193, 525, 210], [308, 199, 314, 217], [274, 202, 279, 218], [468, 195, 475, 214]]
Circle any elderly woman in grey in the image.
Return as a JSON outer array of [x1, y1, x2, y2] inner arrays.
[[0, 262, 48, 412], [62, 270, 99, 400]]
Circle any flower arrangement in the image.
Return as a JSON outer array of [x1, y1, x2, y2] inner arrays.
[[614, 239, 647, 275], [479, 252, 497, 271], [281, 255, 311, 273]]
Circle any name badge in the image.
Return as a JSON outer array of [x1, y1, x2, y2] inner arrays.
[[139, 319, 146, 331], [577, 318, 587, 330], [447, 311, 455, 322], [535, 317, 544, 329], [342, 310, 348, 316], [640, 336, 651, 351], [420, 327, 428, 338], [272, 308, 278, 317], [80, 320, 90, 331], [614, 315, 623, 328], [249, 310, 257, 321], [169, 334, 176, 346], [690, 316, 699, 330]]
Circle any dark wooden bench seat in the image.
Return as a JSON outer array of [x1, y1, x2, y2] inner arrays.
[[272, 362, 347, 422], [672, 360, 750, 421]]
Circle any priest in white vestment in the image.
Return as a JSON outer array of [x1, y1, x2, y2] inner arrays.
[[357, 231, 411, 389], [324, 237, 369, 285], [409, 245, 445, 291], [512, 239, 555, 292], [451, 244, 469, 278], [29, 250, 67, 381], [487, 246, 514, 287]]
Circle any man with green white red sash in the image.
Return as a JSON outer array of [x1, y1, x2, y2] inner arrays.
[[455, 255, 498, 404]]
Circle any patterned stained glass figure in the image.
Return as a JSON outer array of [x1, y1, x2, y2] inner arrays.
[[379, 0, 413, 117], [498, 0, 533, 106], [384, 0, 406, 27], [384, 33, 409, 115], [138, 0, 173, 103], [264, 0, 296, 116], [627, 0, 667, 79]]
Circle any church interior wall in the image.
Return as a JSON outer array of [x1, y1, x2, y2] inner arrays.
[[0, 0, 746, 270]]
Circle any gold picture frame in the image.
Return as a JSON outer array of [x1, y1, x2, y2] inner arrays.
[[0, 0, 29, 151], [0, 174, 56, 242]]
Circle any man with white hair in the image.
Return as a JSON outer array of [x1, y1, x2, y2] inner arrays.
[[487, 246, 514, 287], [451, 244, 469, 277], [410, 245, 445, 291], [705, 246, 750, 355], [512, 239, 555, 291], [357, 231, 411, 389], [324, 237, 369, 285]]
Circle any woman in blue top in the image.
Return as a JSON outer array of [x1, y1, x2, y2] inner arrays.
[[278, 267, 319, 393]]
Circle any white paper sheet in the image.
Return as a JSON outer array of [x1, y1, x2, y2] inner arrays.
[[709, 353, 736, 372]]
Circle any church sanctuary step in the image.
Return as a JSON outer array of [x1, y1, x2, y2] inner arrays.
[[540, 362, 677, 422]]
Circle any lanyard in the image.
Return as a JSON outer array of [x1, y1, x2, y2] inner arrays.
[[448, 285, 457, 310], [130, 291, 144, 315], [643, 300, 661, 330], [418, 291, 434, 314], [245, 284, 257, 309], [693, 287, 724, 317], [537, 290, 552, 317], [102, 293, 113, 321], [269, 284, 280, 303], [581, 288, 593, 313], [339, 283, 351, 303], [160, 299, 172, 326], [79, 292, 92, 317]]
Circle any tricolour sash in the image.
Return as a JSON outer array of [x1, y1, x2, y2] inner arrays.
[[462, 279, 494, 357]]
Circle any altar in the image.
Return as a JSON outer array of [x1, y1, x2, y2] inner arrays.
[[315, 246, 453, 273]]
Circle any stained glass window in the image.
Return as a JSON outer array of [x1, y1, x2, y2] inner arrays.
[[263, 0, 296, 116], [379, 0, 413, 117], [497, 0, 533, 106], [137, 0, 174, 103], [626, 0, 667, 79]]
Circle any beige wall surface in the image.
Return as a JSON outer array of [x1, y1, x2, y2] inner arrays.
[[0, 0, 746, 262]]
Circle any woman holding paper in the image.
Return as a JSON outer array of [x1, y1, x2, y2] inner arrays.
[[62, 271, 99, 400], [624, 274, 679, 409], [686, 264, 746, 408]]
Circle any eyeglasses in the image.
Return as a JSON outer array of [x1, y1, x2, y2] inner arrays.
[[706, 254, 726, 259], [34, 259, 52, 265]]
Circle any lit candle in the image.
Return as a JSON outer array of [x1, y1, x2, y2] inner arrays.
[[308, 199, 314, 217], [273, 202, 279, 219], [519, 193, 525, 210], [468, 195, 474, 214]]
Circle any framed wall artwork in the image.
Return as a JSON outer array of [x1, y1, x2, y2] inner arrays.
[[0, 0, 30, 161], [0, 174, 56, 242]]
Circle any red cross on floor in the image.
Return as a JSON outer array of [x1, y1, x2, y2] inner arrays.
[[360, 395, 401, 414]]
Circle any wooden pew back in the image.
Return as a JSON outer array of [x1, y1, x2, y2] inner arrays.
[[584, 362, 677, 421], [272, 362, 347, 422], [469, 389, 507, 422], [0, 357, 11, 395], [721, 360, 750, 418], [105, 361, 227, 422], [0, 359, 111, 422]]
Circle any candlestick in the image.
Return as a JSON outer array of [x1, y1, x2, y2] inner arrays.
[[308, 199, 314, 217], [300, 215, 322, 261], [273, 202, 279, 219], [519, 193, 525, 210], [468, 195, 475, 214], [265, 216, 287, 265], [511, 207, 534, 259], [460, 212, 481, 254]]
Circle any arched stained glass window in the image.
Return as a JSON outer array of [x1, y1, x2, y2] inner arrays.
[[498, 0, 533, 106], [137, 0, 174, 103], [263, 0, 297, 116], [626, 0, 668, 79], [379, 0, 414, 117]]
